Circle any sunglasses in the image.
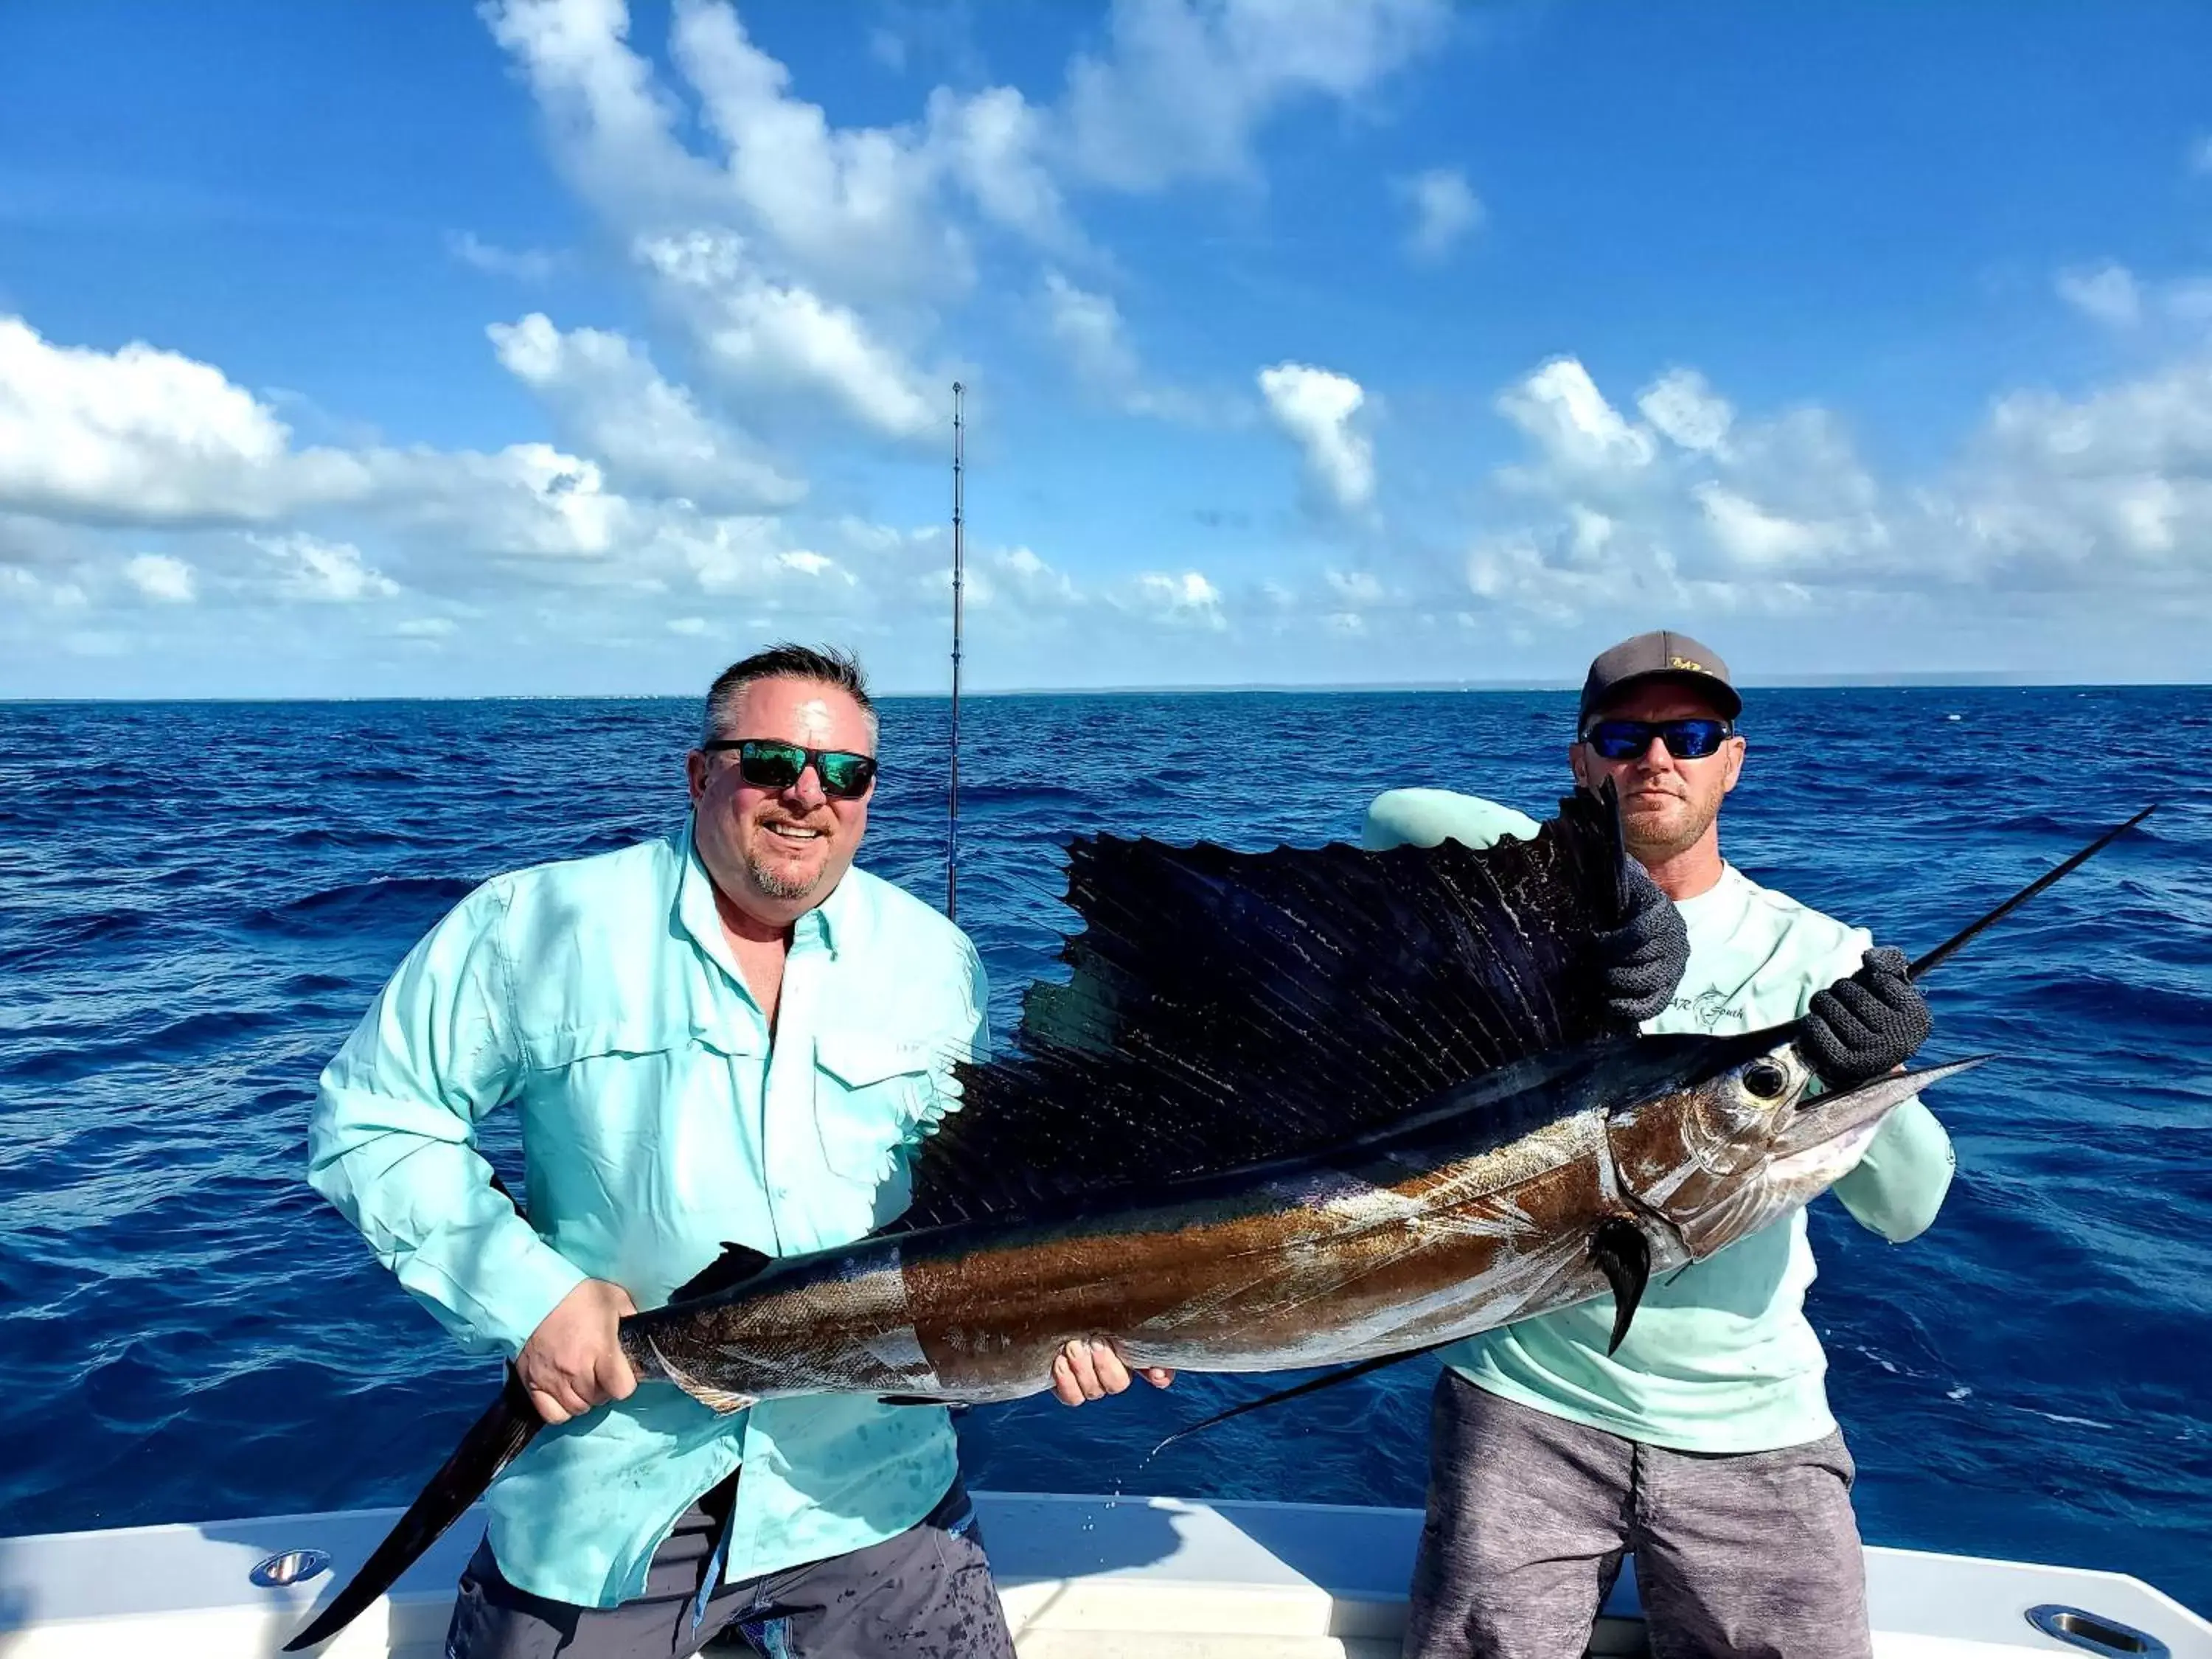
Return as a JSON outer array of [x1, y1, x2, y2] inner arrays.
[[700, 738, 878, 799], [1582, 717, 1736, 761]]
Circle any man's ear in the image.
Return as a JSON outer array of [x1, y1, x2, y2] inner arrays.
[[1568, 742, 1591, 790], [1719, 734, 1746, 795], [685, 749, 710, 805]]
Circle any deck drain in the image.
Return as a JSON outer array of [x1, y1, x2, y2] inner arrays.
[[2026, 1604, 2168, 1659], [250, 1548, 333, 1589]]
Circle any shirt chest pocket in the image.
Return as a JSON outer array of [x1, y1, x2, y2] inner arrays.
[[523, 1015, 759, 1191], [811, 1034, 943, 1189]]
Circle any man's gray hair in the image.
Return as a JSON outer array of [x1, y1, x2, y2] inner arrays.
[[700, 643, 877, 746]]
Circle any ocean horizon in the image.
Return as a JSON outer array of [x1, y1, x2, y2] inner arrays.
[[6, 672, 2211, 706]]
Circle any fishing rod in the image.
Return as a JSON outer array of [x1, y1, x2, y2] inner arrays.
[[1149, 799, 2163, 1458], [1908, 802, 2157, 981], [947, 380, 964, 923]]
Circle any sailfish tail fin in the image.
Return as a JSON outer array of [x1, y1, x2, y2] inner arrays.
[[282, 1371, 542, 1651]]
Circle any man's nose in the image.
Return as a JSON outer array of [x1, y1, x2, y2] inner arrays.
[[1635, 737, 1675, 769], [787, 765, 828, 808]]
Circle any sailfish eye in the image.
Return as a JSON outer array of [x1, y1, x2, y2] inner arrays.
[[1742, 1059, 1789, 1100]]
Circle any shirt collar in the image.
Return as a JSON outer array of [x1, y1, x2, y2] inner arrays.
[[676, 813, 851, 967], [1672, 861, 1748, 936]]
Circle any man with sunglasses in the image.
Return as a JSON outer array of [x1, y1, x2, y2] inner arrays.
[[1377, 630, 1955, 1659], [310, 643, 1159, 1659]]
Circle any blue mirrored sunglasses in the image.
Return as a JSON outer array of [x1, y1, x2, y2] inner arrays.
[[1582, 717, 1735, 761]]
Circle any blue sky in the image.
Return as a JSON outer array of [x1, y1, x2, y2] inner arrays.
[[2, 1, 2210, 698]]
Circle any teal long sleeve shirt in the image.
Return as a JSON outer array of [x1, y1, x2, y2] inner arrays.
[[307, 824, 987, 1607], [1363, 788, 1955, 1453]]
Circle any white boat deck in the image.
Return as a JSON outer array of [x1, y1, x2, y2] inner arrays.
[[1, 1492, 2205, 1658]]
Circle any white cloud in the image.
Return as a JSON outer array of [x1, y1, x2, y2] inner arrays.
[[396, 617, 458, 638], [667, 615, 709, 635], [996, 544, 1079, 608], [1044, 272, 1140, 392], [0, 563, 88, 610], [2168, 279, 2212, 325], [486, 0, 1066, 298], [123, 552, 196, 603], [926, 84, 1074, 247], [481, 0, 722, 234], [481, 0, 1456, 462], [488, 312, 804, 508], [637, 233, 938, 439], [1955, 356, 2212, 577], [1496, 358, 1656, 476], [1394, 167, 1481, 262], [1692, 484, 1833, 565], [448, 232, 563, 282], [1259, 362, 1374, 509], [1062, 0, 1452, 191], [1040, 271, 1211, 422], [366, 442, 627, 564], [2056, 262, 2143, 329], [652, 510, 789, 595], [1128, 568, 1226, 629], [0, 315, 661, 577], [1463, 346, 2212, 633], [258, 534, 400, 602], [2191, 135, 2212, 177], [1637, 369, 1735, 456], [667, 0, 965, 287], [0, 315, 359, 524], [776, 549, 852, 581]]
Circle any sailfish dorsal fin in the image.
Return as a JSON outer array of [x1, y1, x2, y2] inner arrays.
[[900, 786, 1638, 1230]]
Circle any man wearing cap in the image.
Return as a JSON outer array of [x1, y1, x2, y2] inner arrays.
[[1375, 630, 1955, 1659]]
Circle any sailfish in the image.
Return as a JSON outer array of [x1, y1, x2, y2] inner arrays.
[[284, 790, 2154, 1650]]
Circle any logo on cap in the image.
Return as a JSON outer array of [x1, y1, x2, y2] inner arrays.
[[1668, 655, 1705, 672]]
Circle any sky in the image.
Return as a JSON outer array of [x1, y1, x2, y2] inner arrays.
[[2, 1, 2211, 698]]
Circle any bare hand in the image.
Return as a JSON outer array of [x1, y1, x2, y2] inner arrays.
[[518, 1279, 639, 1425], [1051, 1338, 1175, 1406]]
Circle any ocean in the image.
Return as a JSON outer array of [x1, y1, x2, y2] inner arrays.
[[1, 687, 2207, 1615]]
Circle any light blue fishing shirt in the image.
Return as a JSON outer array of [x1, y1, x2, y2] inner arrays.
[[307, 824, 987, 1607], [1364, 789, 1955, 1455]]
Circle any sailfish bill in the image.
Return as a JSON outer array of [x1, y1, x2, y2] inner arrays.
[[285, 796, 2151, 1649]]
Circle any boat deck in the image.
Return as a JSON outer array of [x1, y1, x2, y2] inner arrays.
[[1, 1492, 2205, 1658]]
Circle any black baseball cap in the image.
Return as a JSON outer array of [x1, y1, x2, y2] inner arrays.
[[1578, 630, 1742, 728]]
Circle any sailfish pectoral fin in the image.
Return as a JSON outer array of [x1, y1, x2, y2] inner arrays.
[[1149, 1340, 1458, 1458], [1590, 1217, 1652, 1356]]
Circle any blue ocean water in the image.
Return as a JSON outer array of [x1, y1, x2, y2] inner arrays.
[[1, 688, 2207, 1615]]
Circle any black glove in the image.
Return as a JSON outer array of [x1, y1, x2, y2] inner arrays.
[[1801, 947, 1931, 1086], [1592, 855, 1688, 1025]]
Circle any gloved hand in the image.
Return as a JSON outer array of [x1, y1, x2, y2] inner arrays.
[[1592, 855, 1688, 1025], [1801, 947, 1932, 1086]]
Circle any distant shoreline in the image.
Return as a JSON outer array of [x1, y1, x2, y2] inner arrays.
[[1, 674, 2206, 705]]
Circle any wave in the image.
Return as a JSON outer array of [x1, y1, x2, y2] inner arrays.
[[240, 874, 478, 934], [1, 688, 2208, 1615]]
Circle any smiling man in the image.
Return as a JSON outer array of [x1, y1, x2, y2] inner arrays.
[[1369, 630, 1957, 1659], [309, 643, 1157, 1659]]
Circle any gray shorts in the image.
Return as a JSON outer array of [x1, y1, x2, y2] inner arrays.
[[1404, 1371, 1871, 1659], [443, 1476, 1016, 1659]]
